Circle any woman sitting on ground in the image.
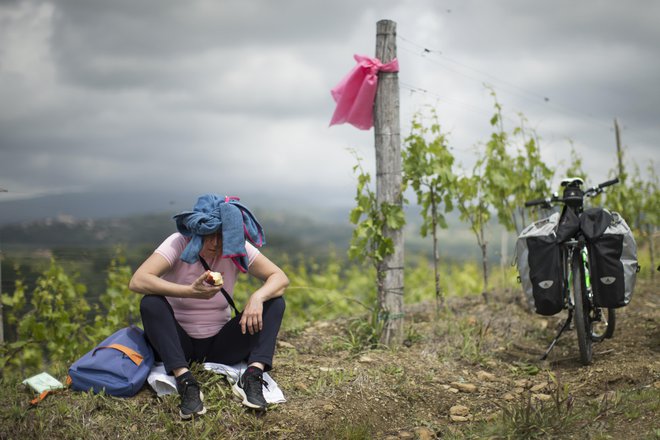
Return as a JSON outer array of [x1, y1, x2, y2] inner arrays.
[[129, 194, 288, 418]]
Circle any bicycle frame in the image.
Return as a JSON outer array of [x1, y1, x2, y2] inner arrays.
[[565, 240, 593, 310], [581, 247, 592, 292]]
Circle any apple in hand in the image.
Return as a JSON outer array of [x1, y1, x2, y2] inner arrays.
[[205, 271, 224, 286]]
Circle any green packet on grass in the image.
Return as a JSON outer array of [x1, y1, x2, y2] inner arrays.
[[23, 372, 65, 394]]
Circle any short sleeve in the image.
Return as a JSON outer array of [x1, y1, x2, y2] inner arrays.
[[245, 241, 261, 267], [154, 233, 188, 266]]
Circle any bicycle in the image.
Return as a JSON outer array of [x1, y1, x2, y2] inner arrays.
[[524, 177, 619, 365]]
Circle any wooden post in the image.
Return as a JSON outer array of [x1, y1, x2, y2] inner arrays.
[[0, 188, 6, 344], [614, 118, 624, 178], [0, 239, 5, 345], [374, 19, 404, 345], [0, 249, 3, 345], [500, 229, 508, 291]]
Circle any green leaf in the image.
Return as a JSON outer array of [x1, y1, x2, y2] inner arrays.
[[1, 293, 13, 307], [522, 364, 540, 376], [349, 207, 363, 224]]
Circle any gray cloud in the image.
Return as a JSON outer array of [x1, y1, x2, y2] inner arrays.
[[0, 0, 658, 211]]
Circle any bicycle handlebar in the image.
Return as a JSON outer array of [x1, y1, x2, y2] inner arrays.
[[525, 177, 619, 207], [524, 197, 552, 207], [598, 177, 619, 189], [584, 177, 620, 197]]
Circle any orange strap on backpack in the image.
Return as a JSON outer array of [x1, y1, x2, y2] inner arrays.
[[93, 344, 144, 366]]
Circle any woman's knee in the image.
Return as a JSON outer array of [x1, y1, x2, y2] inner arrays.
[[139, 294, 168, 318], [265, 296, 286, 316]]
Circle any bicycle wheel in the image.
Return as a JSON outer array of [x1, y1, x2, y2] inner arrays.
[[572, 255, 592, 365], [591, 307, 616, 341]]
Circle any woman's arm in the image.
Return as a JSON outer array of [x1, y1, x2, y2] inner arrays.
[[129, 252, 221, 299], [240, 253, 289, 335]]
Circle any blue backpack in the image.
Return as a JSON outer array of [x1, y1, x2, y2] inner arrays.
[[68, 326, 154, 397]]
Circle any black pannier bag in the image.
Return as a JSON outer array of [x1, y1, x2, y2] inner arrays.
[[580, 208, 638, 308], [516, 212, 565, 315]]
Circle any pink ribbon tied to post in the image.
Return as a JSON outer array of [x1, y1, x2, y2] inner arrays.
[[329, 54, 399, 130]]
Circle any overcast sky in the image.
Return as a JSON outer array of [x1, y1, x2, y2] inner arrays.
[[1, 0, 658, 212]]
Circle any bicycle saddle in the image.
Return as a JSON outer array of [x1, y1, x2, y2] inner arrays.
[[560, 177, 584, 188]]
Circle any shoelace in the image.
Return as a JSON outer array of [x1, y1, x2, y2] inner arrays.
[[244, 374, 269, 391]]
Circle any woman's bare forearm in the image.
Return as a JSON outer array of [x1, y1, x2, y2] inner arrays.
[[129, 272, 192, 297], [251, 271, 289, 302], [128, 252, 220, 299]]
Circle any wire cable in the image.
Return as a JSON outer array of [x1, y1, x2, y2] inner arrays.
[[398, 34, 615, 132]]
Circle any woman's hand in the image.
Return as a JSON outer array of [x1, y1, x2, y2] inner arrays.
[[239, 252, 289, 335], [240, 293, 264, 335], [187, 271, 222, 299]]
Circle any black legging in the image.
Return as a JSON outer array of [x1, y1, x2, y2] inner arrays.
[[140, 295, 285, 374]]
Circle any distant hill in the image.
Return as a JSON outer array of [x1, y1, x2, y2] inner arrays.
[[0, 190, 351, 226], [0, 189, 356, 261], [0, 205, 515, 264], [0, 188, 526, 296], [0, 201, 521, 304], [0, 210, 353, 261], [0, 189, 517, 264], [0, 208, 355, 300]]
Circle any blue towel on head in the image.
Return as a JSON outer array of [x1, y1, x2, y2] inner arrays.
[[173, 195, 265, 272]]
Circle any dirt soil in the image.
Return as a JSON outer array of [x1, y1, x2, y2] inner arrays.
[[3, 281, 656, 439], [265, 280, 659, 439]]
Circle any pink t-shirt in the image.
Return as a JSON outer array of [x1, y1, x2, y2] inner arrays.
[[155, 232, 260, 338]]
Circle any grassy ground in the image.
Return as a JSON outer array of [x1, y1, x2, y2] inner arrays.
[[1, 280, 658, 439]]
